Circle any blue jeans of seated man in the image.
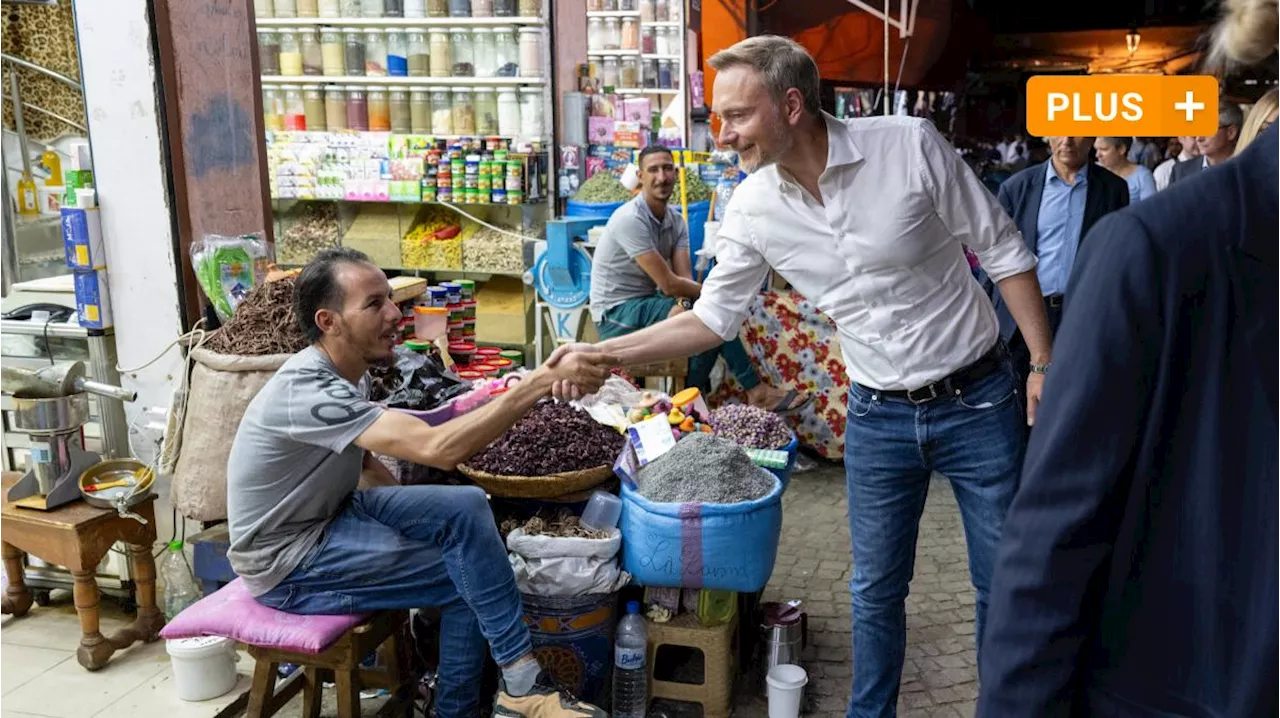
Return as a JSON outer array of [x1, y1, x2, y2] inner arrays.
[[256, 485, 531, 718], [843, 360, 1024, 718], [597, 294, 761, 394]]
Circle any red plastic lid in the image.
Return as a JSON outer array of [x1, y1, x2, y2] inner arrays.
[[456, 370, 485, 380], [462, 299, 478, 307], [475, 346, 501, 356], [448, 341, 476, 352]]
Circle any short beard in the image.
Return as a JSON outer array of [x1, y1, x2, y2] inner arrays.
[[741, 110, 794, 173]]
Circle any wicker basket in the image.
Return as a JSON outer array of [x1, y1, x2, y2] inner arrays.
[[457, 463, 614, 499]]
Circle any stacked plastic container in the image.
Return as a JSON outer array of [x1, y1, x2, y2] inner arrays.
[[59, 143, 114, 330]]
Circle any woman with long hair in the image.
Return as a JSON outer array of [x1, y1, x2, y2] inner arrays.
[[1235, 86, 1278, 154], [978, 0, 1278, 715]]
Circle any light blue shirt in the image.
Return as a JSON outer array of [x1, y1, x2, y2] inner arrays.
[[1035, 161, 1088, 296], [1124, 165, 1157, 203]]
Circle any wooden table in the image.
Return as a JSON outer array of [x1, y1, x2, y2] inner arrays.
[[0, 472, 164, 670]]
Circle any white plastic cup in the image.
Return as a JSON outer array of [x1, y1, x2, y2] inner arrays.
[[766, 664, 808, 718], [580, 490, 621, 532]]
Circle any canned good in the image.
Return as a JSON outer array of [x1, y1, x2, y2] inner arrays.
[[491, 188, 507, 204], [439, 187, 453, 203], [457, 280, 476, 299], [428, 286, 448, 306], [507, 189, 523, 204], [423, 184, 437, 202], [447, 321, 465, 341], [443, 282, 462, 304], [447, 302, 464, 322], [461, 299, 477, 318]]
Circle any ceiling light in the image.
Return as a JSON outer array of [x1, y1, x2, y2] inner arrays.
[[1126, 28, 1141, 54]]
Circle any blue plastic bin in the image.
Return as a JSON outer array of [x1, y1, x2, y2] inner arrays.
[[681, 200, 711, 258], [620, 471, 783, 591], [565, 199, 626, 218]]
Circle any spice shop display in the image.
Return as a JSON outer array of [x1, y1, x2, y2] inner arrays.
[[462, 224, 527, 274], [205, 278, 310, 356], [572, 170, 632, 203], [708, 403, 792, 450], [276, 202, 343, 265], [467, 401, 626, 477], [635, 433, 775, 504], [401, 204, 464, 269]]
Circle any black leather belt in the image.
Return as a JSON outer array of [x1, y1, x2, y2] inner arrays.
[[1045, 294, 1064, 309], [859, 344, 1006, 405]]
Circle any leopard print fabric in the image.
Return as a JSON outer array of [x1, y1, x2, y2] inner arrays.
[[1, 0, 86, 143]]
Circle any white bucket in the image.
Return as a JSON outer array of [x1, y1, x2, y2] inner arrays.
[[766, 663, 808, 718], [166, 636, 239, 701]]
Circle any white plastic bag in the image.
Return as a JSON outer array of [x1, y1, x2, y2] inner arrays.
[[506, 528, 631, 597]]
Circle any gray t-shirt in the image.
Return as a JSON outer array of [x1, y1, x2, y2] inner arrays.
[[589, 194, 690, 322], [226, 346, 384, 596]]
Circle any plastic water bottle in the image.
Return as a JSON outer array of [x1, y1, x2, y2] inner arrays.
[[613, 600, 649, 718], [713, 177, 735, 222], [160, 540, 200, 621]]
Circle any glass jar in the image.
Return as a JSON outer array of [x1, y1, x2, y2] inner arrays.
[[344, 28, 366, 76], [621, 17, 639, 51], [519, 86, 543, 138], [283, 85, 306, 129], [620, 0, 636, 9], [587, 18, 605, 53], [364, 29, 388, 76], [404, 0, 426, 16], [493, 0, 515, 15], [390, 89, 412, 132], [587, 0, 603, 9], [621, 56, 640, 89], [368, 86, 391, 130], [497, 88, 520, 136], [303, 84, 326, 130], [263, 88, 284, 131], [385, 0, 404, 16], [451, 28, 474, 76], [602, 0, 617, 9], [517, 0, 539, 15], [428, 0, 448, 15], [340, 0, 360, 14], [472, 0, 493, 16], [472, 28, 496, 77], [518, 28, 542, 78], [410, 88, 432, 133], [601, 55, 619, 89], [448, 0, 470, 16], [641, 25, 655, 54], [658, 58, 673, 89], [407, 30, 430, 76], [451, 88, 476, 134], [639, 0, 655, 21], [428, 29, 451, 77], [386, 29, 408, 76], [258, 30, 281, 76], [298, 0, 319, 16], [474, 87, 498, 134], [279, 29, 303, 76], [324, 87, 347, 130], [362, 0, 382, 16], [655, 26, 669, 55], [254, 0, 273, 18], [493, 29, 518, 76], [643, 58, 658, 88], [347, 87, 369, 129], [430, 86, 453, 133], [319, 0, 341, 16], [320, 30, 343, 76], [276, 0, 298, 16], [603, 18, 621, 50], [654, 0, 668, 20]]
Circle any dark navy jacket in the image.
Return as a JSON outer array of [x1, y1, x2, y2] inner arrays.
[[978, 125, 1278, 717], [990, 162, 1130, 340]]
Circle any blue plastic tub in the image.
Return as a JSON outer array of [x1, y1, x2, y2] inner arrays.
[[620, 472, 783, 592], [522, 592, 617, 703], [767, 432, 800, 490], [565, 199, 626, 219], [681, 200, 711, 258]]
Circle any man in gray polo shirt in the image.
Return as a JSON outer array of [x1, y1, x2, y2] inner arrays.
[[589, 145, 807, 411]]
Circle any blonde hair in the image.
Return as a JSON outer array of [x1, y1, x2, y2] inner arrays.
[[1207, 0, 1279, 71], [1235, 87, 1279, 155], [708, 35, 822, 116]]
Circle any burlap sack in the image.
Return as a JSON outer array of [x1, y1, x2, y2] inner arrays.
[[170, 347, 291, 521]]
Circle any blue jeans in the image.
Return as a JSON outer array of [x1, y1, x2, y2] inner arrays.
[[256, 486, 531, 718], [843, 361, 1025, 718]]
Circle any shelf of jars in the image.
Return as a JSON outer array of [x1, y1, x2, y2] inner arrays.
[[262, 76, 542, 85], [615, 88, 679, 95], [584, 10, 640, 17], [254, 0, 545, 20], [587, 49, 640, 57], [257, 17, 545, 26]]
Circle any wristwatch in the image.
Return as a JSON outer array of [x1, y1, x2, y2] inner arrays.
[[678, 298, 694, 311], [1029, 362, 1051, 375]]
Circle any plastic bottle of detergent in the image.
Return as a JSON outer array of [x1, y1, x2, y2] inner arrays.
[[160, 540, 200, 621], [612, 600, 649, 718]]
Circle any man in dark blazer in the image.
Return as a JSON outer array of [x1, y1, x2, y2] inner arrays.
[[991, 136, 1129, 380], [977, 125, 1278, 717], [1169, 101, 1242, 184]]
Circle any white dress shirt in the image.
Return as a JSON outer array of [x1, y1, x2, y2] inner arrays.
[[692, 114, 1036, 391], [1153, 149, 1193, 191]]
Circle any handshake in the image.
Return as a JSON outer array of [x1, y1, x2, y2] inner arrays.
[[532, 343, 619, 401]]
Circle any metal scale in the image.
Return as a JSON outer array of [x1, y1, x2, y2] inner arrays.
[[528, 217, 608, 363], [2, 361, 137, 510]]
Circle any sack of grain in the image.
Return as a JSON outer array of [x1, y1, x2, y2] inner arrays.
[[506, 528, 631, 597], [170, 347, 290, 521]]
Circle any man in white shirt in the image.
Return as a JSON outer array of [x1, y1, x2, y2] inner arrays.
[[549, 36, 1053, 717], [1153, 135, 1201, 191]]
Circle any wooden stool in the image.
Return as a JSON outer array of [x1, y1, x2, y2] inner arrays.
[[646, 613, 737, 718], [623, 358, 688, 393], [0, 472, 163, 671], [246, 610, 412, 718]]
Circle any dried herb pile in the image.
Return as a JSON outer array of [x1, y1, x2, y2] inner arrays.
[[205, 278, 308, 356], [709, 403, 793, 449], [468, 401, 626, 476], [499, 510, 611, 541]]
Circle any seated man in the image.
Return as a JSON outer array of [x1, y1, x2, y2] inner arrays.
[[226, 248, 614, 718], [589, 145, 807, 412]]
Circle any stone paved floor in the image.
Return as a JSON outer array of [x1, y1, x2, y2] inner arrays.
[[733, 461, 979, 718]]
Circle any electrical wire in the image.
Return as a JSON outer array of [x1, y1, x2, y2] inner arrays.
[[436, 203, 536, 242], [42, 314, 55, 366]]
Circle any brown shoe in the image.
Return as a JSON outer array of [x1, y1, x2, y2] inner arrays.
[[491, 671, 606, 718]]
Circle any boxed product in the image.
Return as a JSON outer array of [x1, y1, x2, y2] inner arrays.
[[73, 268, 114, 329], [61, 205, 107, 270], [588, 116, 615, 146], [613, 121, 643, 149]]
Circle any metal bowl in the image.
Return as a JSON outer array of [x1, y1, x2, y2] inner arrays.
[[12, 393, 90, 435], [78, 458, 154, 510]]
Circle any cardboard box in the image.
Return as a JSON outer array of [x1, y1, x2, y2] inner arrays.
[[61, 206, 107, 270], [588, 116, 616, 146], [73, 268, 114, 330], [613, 121, 643, 149]]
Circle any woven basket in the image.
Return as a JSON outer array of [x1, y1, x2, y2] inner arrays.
[[457, 463, 615, 499]]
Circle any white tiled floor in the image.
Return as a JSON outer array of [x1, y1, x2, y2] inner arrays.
[[1, 593, 252, 718]]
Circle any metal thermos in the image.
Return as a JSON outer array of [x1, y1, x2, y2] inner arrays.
[[760, 601, 807, 690]]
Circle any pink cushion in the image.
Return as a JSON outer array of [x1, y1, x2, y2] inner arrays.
[[159, 578, 368, 654]]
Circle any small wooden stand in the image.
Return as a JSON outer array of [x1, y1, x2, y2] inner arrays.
[[0, 472, 163, 670]]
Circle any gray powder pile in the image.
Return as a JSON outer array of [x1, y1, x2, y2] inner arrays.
[[636, 433, 776, 504]]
